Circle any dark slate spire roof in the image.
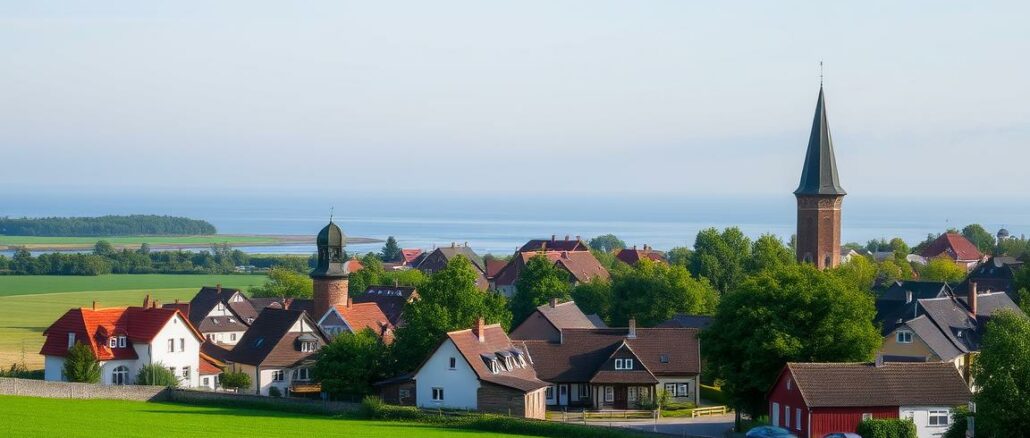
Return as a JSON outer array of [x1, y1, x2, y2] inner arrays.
[[794, 87, 846, 196]]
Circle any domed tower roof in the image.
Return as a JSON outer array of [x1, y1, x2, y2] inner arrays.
[[312, 220, 349, 278], [317, 221, 345, 247], [997, 228, 1010, 239]]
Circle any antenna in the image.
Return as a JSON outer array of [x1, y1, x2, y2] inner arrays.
[[329, 206, 335, 223], [819, 60, 824, 87]]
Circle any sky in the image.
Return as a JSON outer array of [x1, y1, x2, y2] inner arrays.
[[2, 1, 1028, 198]]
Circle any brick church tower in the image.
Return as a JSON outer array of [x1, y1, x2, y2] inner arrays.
[[311, 220, 350, 319], [794, 86, 846, 269]]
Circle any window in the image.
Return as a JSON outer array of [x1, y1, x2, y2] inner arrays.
[[579, 384, 589, 398], [659, 354, 669, 363], [202, 377, 210, 387], [182, 367, 191, 379], [665, 383, 677, 395], [449, 357, 456, 369], [546, 386, 554, 400], [640, 387, 648, 400], [168, 367, 176, 376], [897, 330, 913, 344], [628, 387, 638, 402], [112, 366, 129, 385], [296, 368, 309, 381], [786, 378, 792, 390], [118, 336, 126, 348], [929, 410, 949, 427], [432, 387, 444, 401], [272, 370, 285, 381], [301, 341, 317, 353], [109, 337, 117, 348], [615, 358, 632, 370], [230, 333, 237, 342], [489, 360, 499, 374], [604, 386, 614, 402], [168, 339, 175, 352], [677, 383, 689, 397], [795, 408, 801, 431], [862, 413, 873, 421], [785, 405, 790, 428], [179, 338, 185, 352], [68, 333, 76, 349]]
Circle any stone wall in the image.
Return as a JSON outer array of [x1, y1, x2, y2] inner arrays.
[[0, 377, 169, 401], [169, 389, 359, 414]]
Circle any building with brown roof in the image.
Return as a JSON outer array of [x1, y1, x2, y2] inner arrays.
[[918, 232, 986, 271], [226, 308, 328, 396], [183, 285, 256, 347], [413, 319, 548, 419], [518, 235, 589, 253], [493, 249, 610, 297], [614, 245, 666, 266], [416, 243, 488, 290], [400, 249, 424, 267], [520, 321, 701, 409], [510, 299, 605, 342], [767, 362, 971, 438]]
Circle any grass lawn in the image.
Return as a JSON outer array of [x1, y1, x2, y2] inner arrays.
[[0, 395, 519, 437], [0, 275, 265, 369], [0, 234, 291, 250]]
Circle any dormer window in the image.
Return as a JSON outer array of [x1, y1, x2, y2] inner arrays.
[[615, 358, 634, 370], [109, 337, 117, 348], [118, 336, 126, 348], [896, 330, 913, 344], [659, 354, 669, 363]]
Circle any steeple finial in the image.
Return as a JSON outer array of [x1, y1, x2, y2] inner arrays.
[[329, 206, 334, 223], [819, 60, 824, 87]]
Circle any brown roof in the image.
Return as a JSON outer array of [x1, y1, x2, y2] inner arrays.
[[187, 286, 254, 325], [444, 324, 548, 392], [521, 328, 700, 383], [332, 303, 395, 343], [614, 247, 667, 265], [228, 308, 327, 367], [589, 341, 659, 384], [519, 237, 590, 253], [485, 258, 508, 279], [535, 300, 603, 331], [785, 362, 971, 408], [494, 251, 610, 287], [919, 233, 984, 262]]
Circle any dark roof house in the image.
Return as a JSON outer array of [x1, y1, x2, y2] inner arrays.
[[614, 245, 667, 265], [510, 299, 604, 342], [227, 308, 327, 369]]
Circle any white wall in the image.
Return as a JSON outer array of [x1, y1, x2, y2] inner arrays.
[[100, 359, 139, 385], [204, 331, 245, 346], [900, 406, 953, 438], [44, 356, 66, 381], [199, 374, 219, 390], [414, 339, 480, 410], [657, 376, 700, 404], [150, 313, 202, 387]]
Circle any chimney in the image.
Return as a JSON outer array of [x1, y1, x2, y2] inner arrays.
[[92, 301, 97, 310], [174, 299, 180, 305], [565, 235, 570, 241], [475, 317, 486, 343], [152, 300, 159, 309], [549, 297, 558, 308], [561, 251, 569, 259], [905, 290, 913, 304], [575, 235, 581, 241], [969, 282, 978, 316], [216, 283, 222, 293], [451, 242, 456, 248], [633, 244, 637, 250], [347, 297, 353, 308], [142, 294, 151, 308], [464, 241, 468, 247], [875, 354, 884, 367], [628, 318, 637, 339], [551, 234, 556, 242]]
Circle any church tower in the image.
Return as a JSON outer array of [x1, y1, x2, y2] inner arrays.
[[795, 86, 846, 269], [311, 220, 350, 319]]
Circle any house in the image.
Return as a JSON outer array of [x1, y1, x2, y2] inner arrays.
[[199, 342, 231, 390], [519, 235, 590, 253], [400, 249, 424, 267], [656, 314, 714, 331], [416, 243, 489, 290], [225, 308, 328, 396], [354, 285, 418, 326], [484, 258, 508, 282], [874, 281, 955, 335], [521, 322, 701, 409], [182, 286, 257, 347], [510, 299, 605, 342], [767, 362, 971, 438], [614, 245, 666, 265], [413, 319, 548, 419], [317, 299, 395, 342], [41, 301, 205, 387], [373, 373, 416, 406], [963, 256, 1023, 298], [879, 282, 1023, 382], [918, 233, 985, 271], [493, 250, 609, 297]]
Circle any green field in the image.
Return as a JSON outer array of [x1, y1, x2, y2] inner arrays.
[[0, 274, 265, 368], [0, 234, 288, 250], [0, 396, 517, 437]]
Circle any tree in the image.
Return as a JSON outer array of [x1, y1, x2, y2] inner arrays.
[[380, 236, 402, 262], [510, 255, 572, 324], [135, 363, 180, 387], [746, 234, 794, 274], [588, 234, 626, 253], [349, 253, 386, 295], [250, 267, 313, 299], [691, 227, 752, 293], [962, 224, 997, 255], [220, 371, 251, 392], [390, 256, 512, 372], [876, 259, 906, 285], [834, 255, 877, 291], [610, 259, 719, 327], [93, 240, 115, 257], [703, 264, 881, 417], [63, 342, 101, 383], [314, 328, 389, 400], [137, 242, 152, 255], [971, 310, 1030, 437], [666, 246, 693, 267], [918, 257, 967, 283], [572, 277, 613, 323], [888, 237, 910, 256]]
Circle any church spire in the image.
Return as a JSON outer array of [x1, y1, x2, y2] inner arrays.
[[794, 86, 846, 196]]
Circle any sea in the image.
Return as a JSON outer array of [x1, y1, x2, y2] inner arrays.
[[1, 191, 1027, 257]]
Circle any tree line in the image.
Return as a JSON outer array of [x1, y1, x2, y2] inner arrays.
[[0, 215, 216, 236]]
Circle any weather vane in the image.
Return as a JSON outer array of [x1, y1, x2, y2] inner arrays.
[[329, 206, 334, 222]]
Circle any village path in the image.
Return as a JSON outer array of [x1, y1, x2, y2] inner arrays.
[[600, 413, 735, 437]]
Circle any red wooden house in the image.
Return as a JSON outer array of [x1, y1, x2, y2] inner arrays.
[[767, 362, 970, 438]]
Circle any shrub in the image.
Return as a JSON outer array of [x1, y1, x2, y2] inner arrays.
[[700, 384, 729, 405], [0, 363, 44, 380], [63, 342, 101, 383], [219, 371, 251, 392], [856, 418, 917, 438], [268, 386, 282, 398], [135, 364, 180, 387], [942, 406, 971, 438]]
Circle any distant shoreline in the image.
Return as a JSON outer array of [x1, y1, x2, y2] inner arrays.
[[0, 234, 382, 252]]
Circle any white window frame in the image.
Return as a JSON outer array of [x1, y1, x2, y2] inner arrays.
[[181, 366, 191, 379], [432, 387, 444, 401], [109, 337, 117, 348], [785, 405, 791, 428], [928, 410, 949, 427], [614, 359, 623, 370], [665, 383, 676, 395], [68, 333, 76, 349], [179, 338, 185, 352], [628, 387, 638, 402], [272, 370, 285, 382], [112, 366, 129, 385], [862, 413, 873, 421], [625, 359, 633, 369], [118, 336, 126, 348], [678, 383, 689, 397], [579, 384, 589, 398], [230, 333, 237, 341], [604, 386, 614, 402], [167, 339, 174, 352], [897, 330, 913, 344]]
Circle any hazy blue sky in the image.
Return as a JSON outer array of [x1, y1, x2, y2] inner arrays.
[[2, 1, 1028, 197]]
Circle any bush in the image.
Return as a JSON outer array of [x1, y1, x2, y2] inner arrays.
[[942, 407, 971, 438], [856, 418, 917, 438], [63, 342, 101, 383], [268, 386, 282, 398], [0, 363, 44, 379], [220, 371, 251, 392], [135, 363, 180, 387], [700, 384, 729, 405]]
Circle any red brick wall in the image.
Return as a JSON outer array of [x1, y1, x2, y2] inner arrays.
[[796, 195, 843, 270], [313, 277, 349, 321]]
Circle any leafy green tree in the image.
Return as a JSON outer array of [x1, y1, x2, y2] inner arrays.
[[703, 264, 881, 417], [510, 255, 572, 324], [747, 234, 794, 274], [220, 371, 251, 392], [63, 342, 101, 383], [610, 258, 718, 326], [137, 242, 152, 255], [391, 256, 512, 372], [1014, 267, 1030, 302], [691, 227, 751, 293], [666, 246, 693, 267], [314, 328, 389, 400], [572, 278, 613, 323], [918, 257, 967, 283], [381, 268, 428, 289], [876, 259, 906, 285], [93, 240, 115, 257], [135, 363, 180, 387], [348, 253, 386, 295], [588, 234, 626, 253], [380, 236, 402, 262], [971, 310, 1030, 437], [591, 249, 620, 271], [250, 267, 313, 299], [834, 255, 877, 291], [888, 238, 910, 256], [842, 242, 865, 252], [962, 224, 997, 255]]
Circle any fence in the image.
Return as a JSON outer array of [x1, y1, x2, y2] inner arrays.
[[0, 377, 169, 401], [691, 406, 728, 418], [169, 389, 359, 415]]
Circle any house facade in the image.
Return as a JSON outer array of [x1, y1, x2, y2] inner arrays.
[[413, 319, 548, 419], [42, 303, 205, 387], [918, 233, 985, 271], [767, 362, 971, 438], [415, 244, 489, 290], [226, 308, 327, 396], [493, 249, 609, 297]]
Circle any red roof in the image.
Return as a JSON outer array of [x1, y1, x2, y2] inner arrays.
[[345, 259, 364, 272], [41, 306, 203, 360], [495, 251, 610, 287], [919, 233, 984, 262], [400, 249, 423, 266], [334, 303, 395, 343], [199, 352, 223, 375], [614, 247, 667, 265]]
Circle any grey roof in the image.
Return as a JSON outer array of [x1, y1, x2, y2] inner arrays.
[[794, 87, 846, 196], [536, 301, 602, 330], [435, 246, 485, 271], [902, 315, 964, 361], [586, 314, 608, 329]]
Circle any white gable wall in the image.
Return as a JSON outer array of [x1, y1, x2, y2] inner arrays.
[[900, 406, 953, 438], [150, 313, 201, 387], [44, 356, 66, 381], [415, 339, 480, 410]]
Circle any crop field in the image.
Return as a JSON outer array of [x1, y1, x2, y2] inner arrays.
[[0, 234, 293, 250], [0, 274, 265, 369], [0, 396, 518, 437]]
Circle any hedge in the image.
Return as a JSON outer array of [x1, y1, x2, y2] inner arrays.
[[856, 418, 917, 438]]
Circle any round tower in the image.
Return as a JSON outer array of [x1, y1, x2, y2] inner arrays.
[[311, 220, 350, 320]]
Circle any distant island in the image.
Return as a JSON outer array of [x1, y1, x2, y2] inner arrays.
[[0, 215, 216, 236]]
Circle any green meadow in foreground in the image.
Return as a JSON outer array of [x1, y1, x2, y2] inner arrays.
[[0, 396, 518, 437]]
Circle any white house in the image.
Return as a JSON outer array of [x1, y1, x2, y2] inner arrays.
[[413, 319, 548, 419], [225, 308, 327, 396], [41, 303, 205, 387]]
